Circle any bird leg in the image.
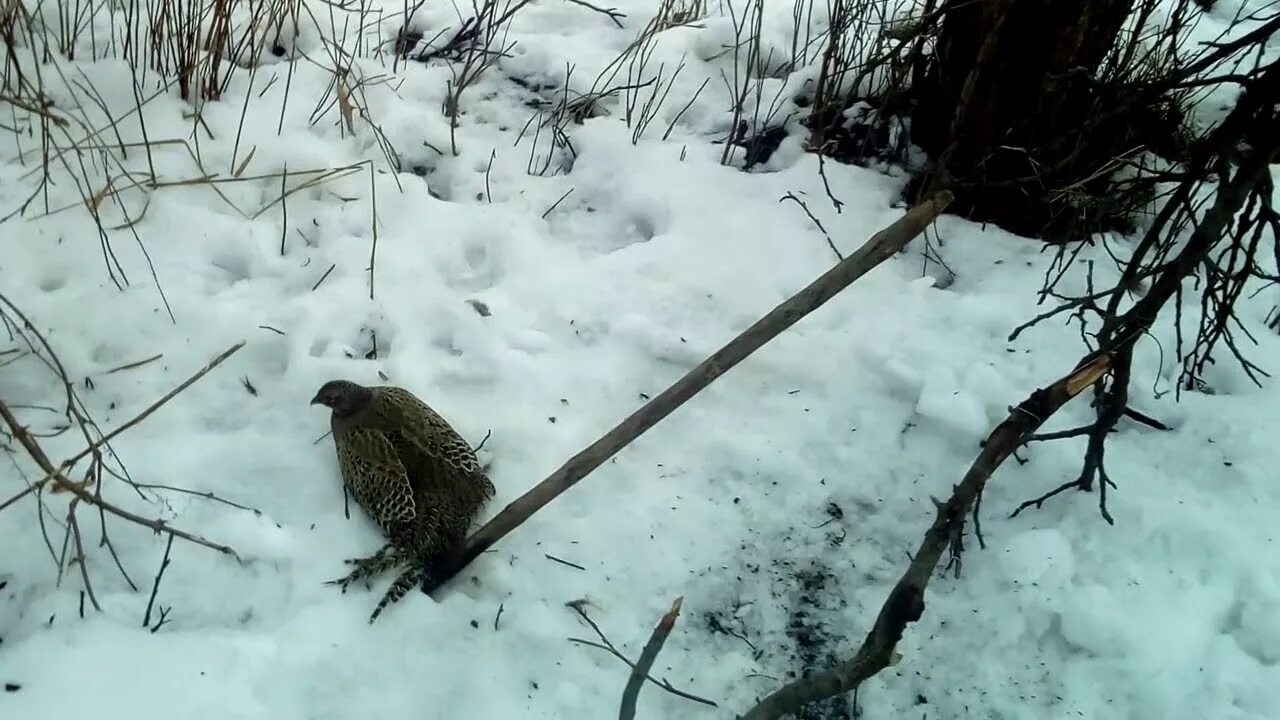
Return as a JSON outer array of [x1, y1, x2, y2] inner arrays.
[[419, 543, 463, 594], [368, 563, 427, 623], [325, 543, 405, 592], [342, 541, 399, 566]]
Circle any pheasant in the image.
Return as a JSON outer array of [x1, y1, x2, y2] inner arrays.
[[310, 379, 494, 622]]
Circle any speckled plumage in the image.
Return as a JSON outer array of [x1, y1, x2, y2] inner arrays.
[[311, 379, 494, 623]]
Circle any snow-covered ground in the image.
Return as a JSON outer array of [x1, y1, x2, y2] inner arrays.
[[2, 0, 1279, 718]]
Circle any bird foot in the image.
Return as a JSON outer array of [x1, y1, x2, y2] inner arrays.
[[368, 564, 428, 624], [323, 574, 366, 594], [325, 546, 404, 593]]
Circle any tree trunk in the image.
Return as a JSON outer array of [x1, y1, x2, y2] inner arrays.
[[911, 0, 1145, 241]]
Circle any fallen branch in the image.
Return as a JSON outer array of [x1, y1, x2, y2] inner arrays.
[[737, 349, 1121, 720], [566, 599, 718, 709], [424, 191, 954, 594], [620, 597, 685, 720]]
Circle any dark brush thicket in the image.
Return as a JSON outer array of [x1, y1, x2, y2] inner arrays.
[[794, 0, 1280, 492], [804, 0, 1211, 241]]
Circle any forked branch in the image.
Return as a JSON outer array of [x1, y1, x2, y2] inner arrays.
[[0, 340, 248, 562], [738, 348, 1124, 719], [0, 398, 242, 560]]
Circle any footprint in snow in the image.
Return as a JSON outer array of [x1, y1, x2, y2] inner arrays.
[[37, 272, 68, 292], [438, 229, 504, 292], [307, 320, 396, 362]]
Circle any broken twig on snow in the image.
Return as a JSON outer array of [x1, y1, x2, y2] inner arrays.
[[566, 599, 717, 709], [619, 596, 685, 720]]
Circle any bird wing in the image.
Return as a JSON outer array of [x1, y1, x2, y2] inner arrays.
[[335, 425, 418, 527], [376, 386, 485, 478]]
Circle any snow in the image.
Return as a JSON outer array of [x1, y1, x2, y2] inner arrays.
[[2, 0, 1279, 718]]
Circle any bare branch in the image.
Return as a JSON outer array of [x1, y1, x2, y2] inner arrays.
[[0, 400, 242, 560], [60, 341, 246, 471], [561, 0, 625, 26], [67, 501, 101, 612], [739, 351, 1120, 719], [134, 483, 263, 515]]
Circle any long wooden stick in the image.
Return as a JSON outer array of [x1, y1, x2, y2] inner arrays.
[[424, 191, 954, 594]]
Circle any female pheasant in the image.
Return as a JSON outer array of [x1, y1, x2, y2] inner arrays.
[[311, 379, 494, 623]]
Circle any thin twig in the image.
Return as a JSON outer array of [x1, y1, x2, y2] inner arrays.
[[542, 188, 574, 219], [368, 163, 379, 300], [545, 553, 586, 571], [561, 0, 625, 26], [1123, 407, 1171, 431], [102, 353, 164, 375], [780, 192, 842, 260], [67, 501, 102, 612], [0, 400, 242, 560], [60, 342, 246, 471], [149, 606, 173, 632], [1025, 425, 1098, 443], [134, 483, 263, 515], [312, 263, 337, 292], [0, 482, 42, 513], [143, 534, 175, 628]]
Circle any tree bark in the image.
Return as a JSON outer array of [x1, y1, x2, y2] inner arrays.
[[911, 0, 1146, 241]]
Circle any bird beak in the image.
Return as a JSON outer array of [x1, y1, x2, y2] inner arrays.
[[309, 394, 322, 406]]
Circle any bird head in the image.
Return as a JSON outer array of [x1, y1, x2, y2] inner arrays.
[[310, 379, 373, 417]]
